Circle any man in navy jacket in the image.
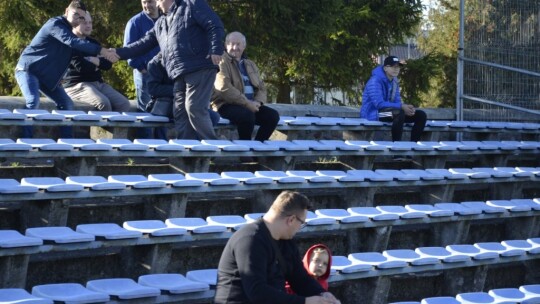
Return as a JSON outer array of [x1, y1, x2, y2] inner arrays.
[[116, 0, 224, 140], [15, 0, 118, 138]]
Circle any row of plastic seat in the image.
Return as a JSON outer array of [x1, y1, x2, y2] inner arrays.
[[1, 198, 538, 253], [391, 285, 540, 303]]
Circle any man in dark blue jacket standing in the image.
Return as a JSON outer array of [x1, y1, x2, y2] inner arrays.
[[116, 0, 224, 140], [15, 0, 118, 138]]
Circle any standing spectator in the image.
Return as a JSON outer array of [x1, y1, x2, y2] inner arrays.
[[63, 11, 131, 113], [360, 56, 427, 159], [116, 0, 224, 140], [214, 191, 341, 304], [212, 31, 280, 141], [15, 0, 118, 138]]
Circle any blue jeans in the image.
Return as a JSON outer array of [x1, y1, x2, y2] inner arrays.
[[134, 69, 153, 139], [15, 69, 73, 138]]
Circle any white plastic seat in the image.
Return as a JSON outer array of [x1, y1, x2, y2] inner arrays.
[[501, 240, 538, 254], [331, 256, 371, 274], [76, 223, 142, 240], [348, 252, 407, 269], [220, 172, 273, 185], [439, 141, 476, 150], [254, 171, 305, 183], [461, 141, 498, 150], [286, 170, 335, 183], [0, 179, 39, 194], [377, 206, 426, 219], [371, 141, 415, 151], [206, 215, 247, 230], [0, 109, 26, 120], [66, 176, 126, 191], [21, 177, 84, 192], [96, 139, 148, 151], [405, 204, 454, 217], [287, 116, 321, 125], [86, 278, 160, 300], [201, 140, 249, 152], [446, 121, 470, 129], [401, 169, 445, 181], [123, 220, 187, 236], [52, 110, 100, 121], [515, 167, 540, 176], [185, 173, 239, 186], [14, 109, 64, 121], [315, 209, 369, 223], [318, 140, 361, 151], [122, 112, 170, 122], [519, 285, 540, 303], [89, 111, 136, 122], [445, 244, 499, 260], [244, 213, 265, 222], [133, 139, 184, 151], [338, 118, 366, 126], [108, 175, 166, 189], [0, 230, 43, 248], [0, 288, 52, 304], [415, 247, 470, 263], [148, 173, 204, 187], [417, 141, 458, 151], [32, 283, 109, 303], [263, 140, 309, 151], [421, 296, 460, 304], [425, 169, 467, 180], [481, 141, 519, 151], [347, 207, 399, 221], [510, 199, 540, 211], [347, 170, 393, 181], [138, 273, 209, 294], [291, 140, 335, 151], [169, 139, 219, 151], [232, 140, 278, 151], [0, 139, 32, 151], [485, 200, 531, 212], [166, 218, 227, 234], [494, 167, 535, 178], [471, 168, 513, 178], [16, 138, 72, 151], [434, 202, 483, 215], [461, 201, 506, 214], [383, 249, 439, 266], [346, 140, 387, 151], [315, 170, 364, 182], [501, 141, 538, 151], [186, 269, 218, 286], [305, 210, 336, 226], [474, 242, 526, 257], [57, 139, 111, 151], [26, 227, 94, 244], [456, 292, 496, 304], [315, 117, 343, 126], [375, 169, 421, 181], [448, 168, 490, 179]]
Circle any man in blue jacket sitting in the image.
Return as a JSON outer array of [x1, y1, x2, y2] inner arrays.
[[360, 56, 427, 153]]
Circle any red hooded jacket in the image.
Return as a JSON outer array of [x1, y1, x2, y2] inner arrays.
[[286, 243, 333, 293]]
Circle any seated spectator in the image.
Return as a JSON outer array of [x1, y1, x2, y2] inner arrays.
[[147, 52, 220, 139], [63, 11, 130, 113], [212, 31, 279, 141], [360, 56, 427, 152], [286, 244, 332, 294]]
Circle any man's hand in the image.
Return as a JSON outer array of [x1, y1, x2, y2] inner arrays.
[[401, 104, 416, 116], [208, 54, 222, 65], [100, 48, 120, 63], [245, 101, 261, 113]]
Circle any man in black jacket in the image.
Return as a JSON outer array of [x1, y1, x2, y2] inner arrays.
[[214, 191, 341, 304]]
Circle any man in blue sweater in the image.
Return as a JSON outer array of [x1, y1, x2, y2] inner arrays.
[[360, 56, 427, 152], [15, 0, 118, 138]]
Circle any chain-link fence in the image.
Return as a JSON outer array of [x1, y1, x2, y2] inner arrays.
[[460, 0, 540, 122]]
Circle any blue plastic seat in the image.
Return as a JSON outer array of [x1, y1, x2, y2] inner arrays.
[[133, 139, 184, 151], [148, 173, 204, 187], [347, 170, 393, 182], [58, 139, 112, 151], [165, 218, 227, 234], [319, 140, 361, 151], [66, 176, 126, 191], [21, 177, 83, 192], [185, 269, 218, 286], [305, 211, 336, 226], [89, 111, 136, 122], [421, 296, 460, 304], [0, 179, 39, 194], [331, 255, 372, 274], [169, 139, 219, 151], [445, 244, 499, 260], [485, 200, 531, 212], [291, 140, 335, 151], [122, 112, 170, 122], [434, 202, 483, 215], [52, 110, 100, 121], [415, 247, 470, 263], [76, 223, 142, 240], [14, 109, 64, 121], [263, 140, 309, 151], [347, 207, 399, 221], [315, 170, 364, 182], [108, 175, 166, 189], [0, 288, 52, 304], [254, 171, 306, 183], [456, 291, 496, 303], [25, 227, 94, 244], [383, 249, 439, 266], [0, 230, 43, 248], [201, 140, 250, 151], [232, 140, 278, 151], [96, 139, 148, 151], [0, 139, 32, 151], [405, 204, 454, 217], [474, 242, 526, 257], [206, 215, 247, 230], [377, 206, 426, 219], [488, 288, 527, 302], [348, 252, 407, 269], [86, 278, 160, 300], [315, 209, 369, 223], [123, 220, 187, 237], [138, 273, 209, 294], [17, 138, 72, 151], [220, 172, 273, 185], [286, 170, 335, 183], [185, 173, 239, 186]]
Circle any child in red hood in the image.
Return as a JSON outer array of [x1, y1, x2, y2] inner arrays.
[[287, 243, 333, 293]]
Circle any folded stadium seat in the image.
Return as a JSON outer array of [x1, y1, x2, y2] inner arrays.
[[86, 278, 160, 300], [108, 175, 166, 189], [376, 206, 426, 219], [66, 176, 126, 191], [185, 269, 218, 286], [206, 215, 247, 230], [21, 177, 84, 192], [184, 173, 239, 186], [287, 116, 320, 125], [305, 211, 336, 226], [488, 288, 528, 303], [426, 120, 450, 128], [456, 292, 497, 304], [291, 140, 335, 151], [473, 242, 526, 257], [14, 109, 64, 121], [220, 172, 273, 185], [76, 223, 142, 240], [0, 288, 52, 304], [88, 111, 136, 122], [201, 139, 250, 151], [96, 139, 148, 151], [448, 168, 490, 179], [374, 169, 421, 181], [122, 111, 170, 122], [446, 121, 470, 129], [169, 139, 219, 151], [318, 140, 362, 151], [277, 116, 295, 125], [243, 213, 265, 223], [138, 273, 209, 294], [133, 139, 184, 151], [460, 201, 507, 214], [254, 171, 306, 183], [347, 207, 399, 221], [371, 141, 417, 151], [501, 141, 539, 150], [286, 170, 335, 183], [434, 202, 483, 216], [0, 109, 26, 120], [485, 200, 531, 212], [382, 249, 440, 266], [315, 209, 369, 223], [504, 122, 527, 130], [232, 140, 278, 151], [262, 140, 310, 151], [315, 170, 365, 182], [0, 230, 43, 248], [25, 227, 94, 244], [438, 141, 476, 151], [445, 244, 499, 260], [32, 283, 109, 303], [314, 117, 344, 126], [501, 240, 539, 254], [148, 173, 204, 187], [347, 252, 407, 269], [515, 167, 540, 176], [123, 220, 187, 237], [331, 256, 372, 274], [494, 167, 536, 177], [345, 140, 387, 151], [16, 138, 72, 151], [471, 168, 514, 178], [421, 296, 460, 304], [461, 141, 498, 150], [359, 120, 386, 126], [481, 141, 519, 151], [483, 121, 506, 130], [414, 247, 470, 263], [509, 199, 540, 211], [52, 110, 101, 121], [404, 204, 454, 217], [519, 285, 540, 302], [527, 238, 540, 252], [417, 141, 458, 151], [165, 218, 227, 234], [346, 170, 393, 182], [0, 139, 32, 151], [0, 179, 39, 194], [57, 139, 112, 151]]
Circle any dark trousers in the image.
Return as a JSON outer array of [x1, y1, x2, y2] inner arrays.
[[218, 104, 280, 141], [380, 109, 427, 142]]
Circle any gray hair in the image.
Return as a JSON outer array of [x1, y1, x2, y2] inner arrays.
[[225, 31, 247, 47]]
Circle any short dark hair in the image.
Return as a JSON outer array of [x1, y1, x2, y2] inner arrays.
[[270, 191, 312, 217], [67, 0, 87, 12]]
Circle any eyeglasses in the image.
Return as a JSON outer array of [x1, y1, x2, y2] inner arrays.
[[293, 215, 307, 229]]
